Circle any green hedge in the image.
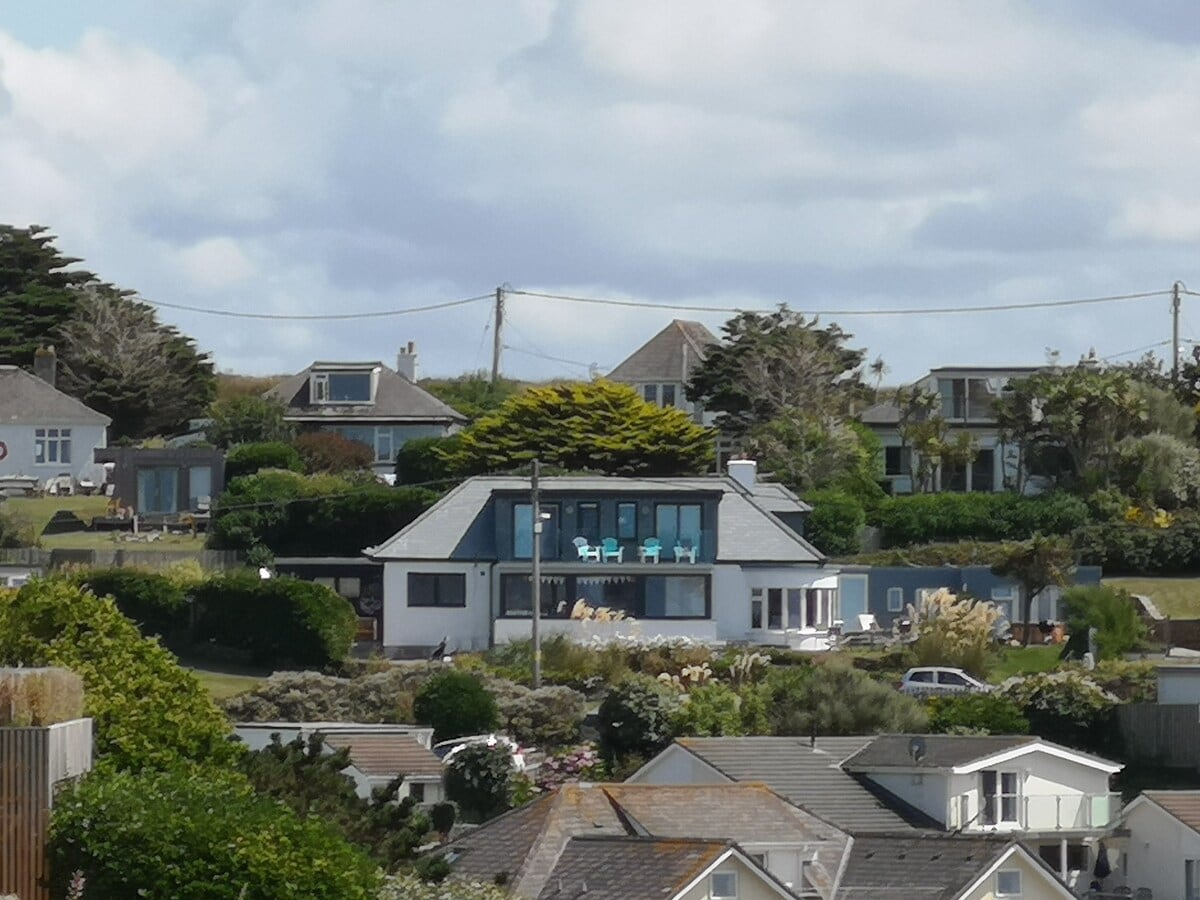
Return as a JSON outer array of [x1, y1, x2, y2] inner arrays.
[[191, 572, 357, 667], [1074, 518, 1200, 575], [874, 492, 1088, 547], [225, 441, 304, 481], [75, 568, 188, 638], [803, 489, 865, 556]]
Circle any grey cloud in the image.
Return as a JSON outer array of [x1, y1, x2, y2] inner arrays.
[[913, 194, 1109, 254]]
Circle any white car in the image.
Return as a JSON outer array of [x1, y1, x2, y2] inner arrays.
[[899, 667, 988, 696], [433, 734, 529, 771]]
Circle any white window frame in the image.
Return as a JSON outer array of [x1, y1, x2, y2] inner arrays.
[[995, 869, 1022, 897], [886, 587, 904, 612], [33, 427, 72, 465], [981, 769, 1021, 826], [710, 871, 737, 899], [1187, 858, 1200, 900], [311, 372, 329, 402]]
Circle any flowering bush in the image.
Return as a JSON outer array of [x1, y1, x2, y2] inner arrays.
[[445, 742, 517, 823], [535, 745, 603, 791], [998, 670, 1119, 754], [495, 684, 586, 749], [379, 873, 506, 900], [597, 675, 682, 762], [909, 588, 999, 676]]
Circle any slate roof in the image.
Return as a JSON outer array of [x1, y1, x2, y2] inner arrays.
[[837, 836, 1042, 900], [368, 475, 825, 564], [445, 782, 849, 899], [535, 837, 735, 900], [0, 366, 110, 426], [606, 320, 720, 384], [859, 401, 901, 426], [323, 733, 444, 778], [1142, 791, 1200, 833], [266, 362, 466, 423], [746, 480, 812, 514], [667, 737, 939, 832], [841, 735, 1037, 771]]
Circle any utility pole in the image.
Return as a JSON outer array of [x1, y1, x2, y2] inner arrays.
[[530, 458, 542, 689], [1173, 281, 1183, 382], [491, 286, 505, 384]]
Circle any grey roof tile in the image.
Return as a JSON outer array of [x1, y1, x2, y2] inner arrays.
[[0, 366, 110, 426], [841, 735, 1038, 771], [837, 835, 1017, 900], [536, 836, 730, 900], [606, 320, 720, 384], [323, 733, 444, 778], [267, 362, 466, 423]]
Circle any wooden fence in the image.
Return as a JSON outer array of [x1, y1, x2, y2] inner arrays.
[[1117, 703, 1200, 770], [0, 719, 92, 900]]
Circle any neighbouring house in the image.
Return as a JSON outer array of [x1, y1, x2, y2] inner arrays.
[[0, 362, 109, 486], [233, 722, 442, 803], [366, 463, 837, 654], [836, 835, 1077, 900], [273, 556, 384, 640], [837, 564, 1103, 632], [605, 319, 720, 426], [93, 446, 225, 518], [1116, 790, 1200, 900], [265, 346, 467, 475], [860, 365, 1042, 495], [631, 734, 1124, 886], [442, 782, 851, 898]]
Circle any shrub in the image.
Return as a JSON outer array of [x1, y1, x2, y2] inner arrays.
[[535, 745, 604, 791], [1090, 659, 1156, 703], [1115, 432, 1200, 510], [670, 682, 771, 737], [224, 666, 447, 723], [429, 801, 457, 837], [74, 567, 188, 638], [49, 766, 381, 899], [191, 572, 356, 667], [295, 431, 375, 474], [1062, 585, 1146, 661], [909, 589, 1000, 677], [0, 507, 33, 548], [802, 489, 865, 556], [444, 742, 516, 823], [495, 684, 586, 749], [380, 872, 506, 900], [1075, 516, 1200, 575], [0, 667, 84, 726], [597, 675, 682, 761], [999, 670, 1118, 754], [926, 693, 1030, 735], [208, 470, 438, 557], [874, 492, 1089, 547], [394, 434, 462, 486], [224, 440, 303, 480], [414, 670, 498, 741], [0, 579, 236, 771], [767, 664, 927, 736], [206, 394, 295, 448]]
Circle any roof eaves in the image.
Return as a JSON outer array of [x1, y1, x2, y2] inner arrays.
[[952, 843, 1075, 900], [950, 739, 1121, 776]]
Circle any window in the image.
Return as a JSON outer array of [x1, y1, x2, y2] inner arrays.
[[886, 587, 904, 612], [406, 573, 466, 608], [750, 589, 763, 629], [971, 448, 995, 492], [408, 782, 426, 803], [500, 574, 568, 618], [710, 871, 737, 899], [942, 459, 967, 492], [137, 467, 178, 514], [991, 586, 1017, 621], [33, 427, 71, 465], [655, 503, 702, 552], [577, 502, 600, 542], [908, 670, 934, 683], [981, 770, 1020, 826], [575, 574, 638, 618], [939, 671, 970, 687], [884, 445, 911, 476], [938, 377, 996, 420], [327, 372, 372, 402], [188, 465, 213, 509], [661, 384, 676, 407], [642, 384, 657, 403], [512, 503, 560, 560], [767, 588, 783, 630], [643, 575, 707, 618], [838, 574, 868, 623], [1187, 858, 1200, 900], [617, 502, 637, 540], [995, 870, 1021, 897]]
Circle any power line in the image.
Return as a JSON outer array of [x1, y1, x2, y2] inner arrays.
[[508, 287, 1170, 317], [141, 293, 493, 321], [502, 343, 597, 370], [1100, 339, 1172, 361]]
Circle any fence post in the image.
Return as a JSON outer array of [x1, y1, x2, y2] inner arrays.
[[1166, 615, 1172, 657]]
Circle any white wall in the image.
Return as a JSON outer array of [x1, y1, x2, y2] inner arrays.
[[493, 617, 719, 645], [1158, 669, 1200, 705], [627, 744, 731, 786], [867, 772, 950, 825], [0, 422, 107, 482], [1120, 799, 1200, 899], [382, 561, 492, 650]]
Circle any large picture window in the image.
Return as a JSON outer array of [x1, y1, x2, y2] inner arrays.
[[500, 575, 568, 617], [407, 573, 466, 608], [34, 428, 71, 465], [577, 502, 600, 542], [644, 575, 707, 617], [655, 503, 701, 550], [499, 574, 709, 620], [327, 372, 372, 402], [513, 503, 560, 560]]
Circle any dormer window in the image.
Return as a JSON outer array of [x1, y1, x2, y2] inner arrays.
[[311, 371, 373, 404]]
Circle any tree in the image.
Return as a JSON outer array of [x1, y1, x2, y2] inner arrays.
[[395, 434, 462, 486], [206, 394, 295, 447], [413, 670, 498, 741], [444, 742, 518, 823], [766, 665, 927, 736], [0, 225, 98, 368], [597, 676, 681, 762], [56, 286, 216, 439], [420, 371, 524, 420], [295, 431, 376, 474], [687, 306, 866, 438], [892, 386, 978, 493], [1062, 585, 1146, 661], [445, 380, 715, 476], [746, 413, 870, 494], [991, 534, 1076, 645], [802, 488, 865, 556], [1114, 432, 1200, 510]]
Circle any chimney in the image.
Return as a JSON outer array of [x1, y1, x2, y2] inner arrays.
[[33, 345, 56, 388], [727, 458, 757, 491], [396, 341, 417, 381]]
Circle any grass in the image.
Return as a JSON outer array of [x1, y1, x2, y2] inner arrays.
[[3, 494, 208, 552], [987, 645, 1063, 683], [38, 530, 208, 552], [5, 494, 111, 535], [1105, 577, 1200, 619], [190, 668, 264, 701]]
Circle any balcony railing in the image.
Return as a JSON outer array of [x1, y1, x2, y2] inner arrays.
[[946, 792, 1122, 832]]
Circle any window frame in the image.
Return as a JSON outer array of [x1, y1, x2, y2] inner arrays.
[[33, 427, 72, 466], [1186, 858, 1200, 900], [709, 871, 738, 900], [994, 869, 1022, 897], [981, 769, 1021, 826], [886, 586, 904, 612], [660, 383, 677, 407], [406, 572, 467, 608]]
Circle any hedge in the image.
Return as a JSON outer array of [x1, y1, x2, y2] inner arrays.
[[191, 572, 357, 667], [224, 441, 303, 481], [1074, 518, 1200, 575], [874, 492, 1088, 547], [74, 568, 188, 638], [803, 489, 865, 556]]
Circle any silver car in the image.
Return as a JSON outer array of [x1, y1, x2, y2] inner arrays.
[[899, 666, 988, 696]]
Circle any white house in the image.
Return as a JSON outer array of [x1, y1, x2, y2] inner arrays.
[[0, 364, 109, 485], [1115, 790, 1200, 900], [367, 464, 841, 654]]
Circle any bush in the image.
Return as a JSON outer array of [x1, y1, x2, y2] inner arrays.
[[191, 572, 357, 667], [999, 670, 1118, 754], [1115, 432, 1200, 510], [413, 670, 498, 741], [224, 441, 303, 480], [926, 693, 1030, 735], [767, 664, 927, 736], [909, 589, 1000, 677], [495, 684, 586, 749], [444, 742, 516, 823], [0, 579, 236, 771], [1063, 585, 1146, 661], [49, 767, 381, 899], [535, 745, 604, 791], [395, 434, 462, 486], [74, 567, 188, 638], [295, 431, 375, 474], [208, 470, 438, 557], [597, 675, 682, 761], [225, 665, 446, 723], [206, 395, 295, 448], [802, 489, 865, 556], [670, 682, 771, 737], [874, 492, 1089, 547], [0, 507, 34, 548], [1090, 659, 1156, 703], [1075, 516, 1200, 575]]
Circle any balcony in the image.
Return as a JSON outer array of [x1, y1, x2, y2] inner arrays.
[[946, 792, 1122, 833]]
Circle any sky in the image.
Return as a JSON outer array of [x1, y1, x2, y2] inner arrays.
[[2, 1, 1199, 384]]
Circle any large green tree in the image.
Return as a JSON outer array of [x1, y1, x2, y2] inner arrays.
[[0, 225, 97, 367], [57, 286, 216, 439], [206, 394, 295, 447], [445, 380, 715, 476], [991, 534, 1076, 645]]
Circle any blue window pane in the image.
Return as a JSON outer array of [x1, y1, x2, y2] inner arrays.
[[617, 503, 637, 539], [678, 505, 701, 546], [513, 503, 533, 559], [327, 373, 372, 402], [656, 505, 677, 549]]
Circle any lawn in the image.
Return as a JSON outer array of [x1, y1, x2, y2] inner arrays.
[[5, 494, 111, 535], [190, 668, 264, 701], [1105, 577, 1200, 619], [987, 645, 1063, 683], [4, 494, 207, 552]]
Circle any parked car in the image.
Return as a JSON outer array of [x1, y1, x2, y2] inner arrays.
[[899, 667, 988, 696], [433, 734, 533, 772]]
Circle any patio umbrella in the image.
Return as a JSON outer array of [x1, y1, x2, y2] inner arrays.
[[1093, 841, 1112, 879]]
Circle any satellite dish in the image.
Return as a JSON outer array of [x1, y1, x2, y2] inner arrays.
[[909, 736, 926, 764]]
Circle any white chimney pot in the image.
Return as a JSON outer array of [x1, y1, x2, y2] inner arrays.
[[727, 459, 757, 491]]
